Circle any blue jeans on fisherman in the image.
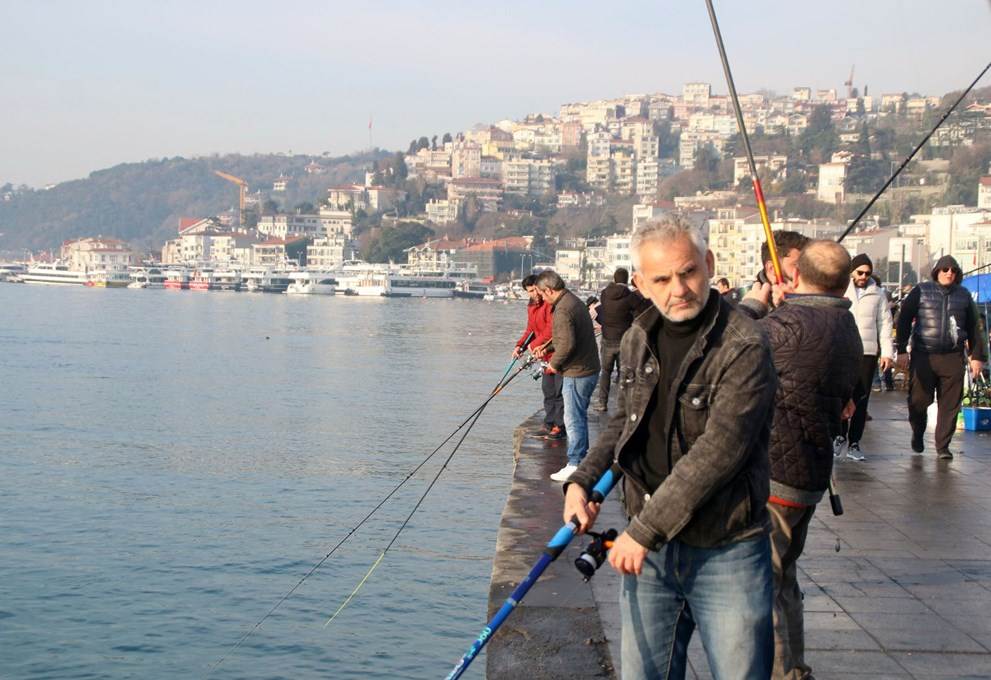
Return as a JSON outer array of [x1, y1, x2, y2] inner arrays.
[[620, 535, 774, 680], [562, 373, 597, 467]]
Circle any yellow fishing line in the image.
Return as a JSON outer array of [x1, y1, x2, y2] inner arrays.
[[324, 552, 386, 628]]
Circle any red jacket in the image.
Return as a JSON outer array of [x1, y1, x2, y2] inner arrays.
[[517, 299, 554, 361]]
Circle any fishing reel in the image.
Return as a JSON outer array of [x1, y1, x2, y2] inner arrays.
[[574, 528, 617, 581], [522, 354, 545, 380]]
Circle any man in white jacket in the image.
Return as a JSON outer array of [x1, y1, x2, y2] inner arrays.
[[835, 253, 894, 460]]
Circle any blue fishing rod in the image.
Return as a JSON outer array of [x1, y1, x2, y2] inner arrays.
[[446, 465, 623, 680]]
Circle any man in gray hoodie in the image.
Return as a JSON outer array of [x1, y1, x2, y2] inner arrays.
[[895, 255, 988, 459]]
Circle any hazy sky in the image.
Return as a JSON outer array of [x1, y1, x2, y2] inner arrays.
[[2, 0, 989, 188]]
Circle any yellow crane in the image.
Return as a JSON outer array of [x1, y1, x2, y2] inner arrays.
[[213, 169, 248, 226]]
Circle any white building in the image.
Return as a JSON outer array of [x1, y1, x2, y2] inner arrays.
[[979, 177, 991, 209]]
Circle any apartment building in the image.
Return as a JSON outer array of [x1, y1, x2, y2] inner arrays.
[[305, 235, 359, 269], [447, 177, 503, 213], [61, 237, 133, 271]]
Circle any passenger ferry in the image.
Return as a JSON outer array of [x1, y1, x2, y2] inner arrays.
[[163, 267, 191, 290], [189, 269, 218, 291], [20, 263, 93, 286], [347, 264, 480, 298]]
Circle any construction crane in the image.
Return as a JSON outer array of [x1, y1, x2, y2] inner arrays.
[[845, 64, 856, 99], [213, 169, 248, 226]]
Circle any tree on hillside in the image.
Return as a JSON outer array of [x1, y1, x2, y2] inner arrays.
[[363, 222, 434, 263], [944, 143, 991, 205], [799, 105, 837, 161]]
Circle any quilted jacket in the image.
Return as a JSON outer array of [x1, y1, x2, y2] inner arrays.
[[753, 294, 863, 505]]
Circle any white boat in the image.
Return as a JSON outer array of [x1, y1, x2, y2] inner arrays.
[[0, 263, 27, 282], [347, 264, 480, 298], [20, 263, 92, 286], [453, 281, 494, 299], [285, 270, 338, 295], [213, 267, 243, 291], [243, 266, 295, 293], [128, 266, 166, 289]]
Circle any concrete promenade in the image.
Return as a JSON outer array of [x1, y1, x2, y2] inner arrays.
[[486, 388, 991, 679]]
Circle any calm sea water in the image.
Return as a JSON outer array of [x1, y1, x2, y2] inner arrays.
[[0, 284, 540, 679]]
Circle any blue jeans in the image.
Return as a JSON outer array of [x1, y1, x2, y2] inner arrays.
[[562, 373, 597, 466], [620, 535, 774, 680]]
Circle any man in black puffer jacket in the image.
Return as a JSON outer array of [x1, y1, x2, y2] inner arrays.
[[895, 255, 988, 459], [742, 239, 863, 680]]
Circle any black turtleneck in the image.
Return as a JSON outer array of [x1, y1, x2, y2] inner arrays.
[[630, 293, 714, 493]]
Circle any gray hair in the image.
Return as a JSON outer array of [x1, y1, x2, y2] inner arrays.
[[535, 269, 565, 292], [630, 213, 707, 271]]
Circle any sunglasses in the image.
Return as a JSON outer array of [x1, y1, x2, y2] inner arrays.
[[853, 269, 872, 277], [939, 267, 958, 274]]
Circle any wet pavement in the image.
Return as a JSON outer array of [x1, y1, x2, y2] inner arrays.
[[486, 387, 991, 679]]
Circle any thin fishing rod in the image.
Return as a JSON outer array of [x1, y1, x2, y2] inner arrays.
[[323, 363, 520, 629], [838, 60, 991, 244], [204, 354, 536, 678], [497, 330, 535, 387], [704, 0, 783, 283], [446, 466, 624, 680]]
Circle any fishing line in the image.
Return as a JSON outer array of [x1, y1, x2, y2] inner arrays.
[[323, 385, 496, 629], [204, 352, 536, 678], [837, 60, 991, 243]]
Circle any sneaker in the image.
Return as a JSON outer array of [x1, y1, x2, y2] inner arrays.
[[591, 402, 607, 412], [550, 464, 577, 482], [832, 436, 846, 458], [544, 426, 567, 441], [530, 426, 552, 438], [937, 449, 954, 460], [872, 385, 882, 393], [846, 442, 865, 461], [911, 432, 924, 454]]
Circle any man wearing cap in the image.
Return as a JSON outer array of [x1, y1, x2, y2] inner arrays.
[[834, 253, 894, 461], [896, 256, 988, 459]]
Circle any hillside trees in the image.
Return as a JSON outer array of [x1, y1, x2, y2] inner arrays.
[[363, 222, 434, 263]]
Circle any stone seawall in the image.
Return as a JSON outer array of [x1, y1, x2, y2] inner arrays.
[[484, 411, 622, 679]]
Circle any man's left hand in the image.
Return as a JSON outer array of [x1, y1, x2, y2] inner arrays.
[[607, 531, 649, 576], [879, 357, 892, 372], [970, 358, 986, 380]]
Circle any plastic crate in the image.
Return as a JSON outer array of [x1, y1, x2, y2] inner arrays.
[[962, 406, 991, 431]]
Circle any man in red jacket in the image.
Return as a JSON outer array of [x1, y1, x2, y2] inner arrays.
[[514, 274, 565, 439]]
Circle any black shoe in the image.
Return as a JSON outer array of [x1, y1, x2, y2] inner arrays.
[[911, 433, 924, 453], [937, 449, 953, 460], [544, 427, 567, 441]]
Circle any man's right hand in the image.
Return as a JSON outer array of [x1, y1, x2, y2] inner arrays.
[[512, 346, 523, 359], [564, 482, 600, 535]]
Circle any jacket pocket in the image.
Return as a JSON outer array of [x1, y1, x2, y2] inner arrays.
[[677, 383, 711, 444]]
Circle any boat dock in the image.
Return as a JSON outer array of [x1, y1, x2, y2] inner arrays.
[[486, 389, 991, 679]]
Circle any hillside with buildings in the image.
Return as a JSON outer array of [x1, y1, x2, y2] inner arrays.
[[3, 82, 990, 291]]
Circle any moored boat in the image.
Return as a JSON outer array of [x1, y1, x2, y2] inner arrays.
[[163, 267, 191, 290], [286, 270, 338, 295], [20, 263, 91, 286]]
